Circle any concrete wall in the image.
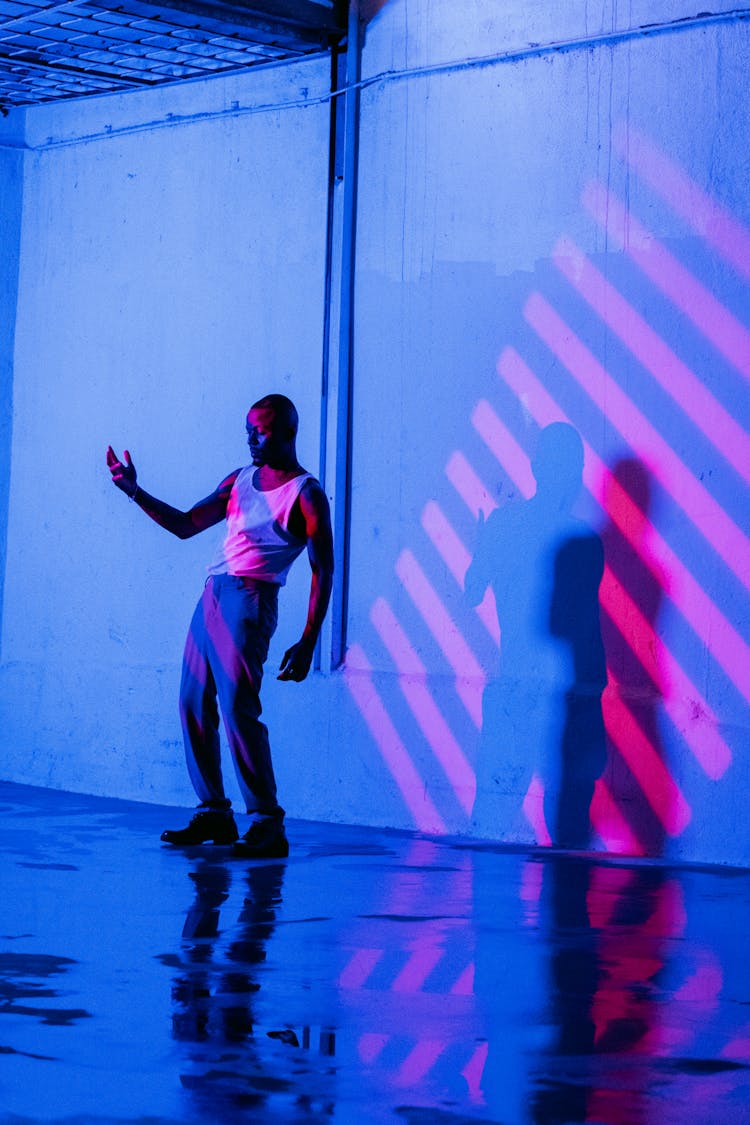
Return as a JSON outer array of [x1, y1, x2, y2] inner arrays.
[[1, 0, 748, 865], [0, 57, 332, 805], [344, 0, 750, 863]]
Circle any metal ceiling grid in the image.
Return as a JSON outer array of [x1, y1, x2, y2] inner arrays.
[[0, 0, 344, 108]]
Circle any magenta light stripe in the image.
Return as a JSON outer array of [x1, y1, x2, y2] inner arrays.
[[420, 501, 501, 645], [553, 235, 750, 485], [498, 346, 750, 705], [394, 1039, 447, 1087], [395, 549, 485, 728], [344, 644, 446, 833], [471, 399, 535, 497], [450, 962, 474, 996], [721, 1026, 750, 1063], [522, 774, 552, 846], [358, 1032, 389, 1064], [600, 569, 731, 779], [391, 945, 444, 993], [445, 451, 498, 518], [524, 291, 750, 593], [461, 1041, 489, 1102], [338, 947, 385, 990], [590, 779, 645, 856], [613, 123, 750, 283], [603, 688, 692, 836], [421, 500, 472, 581], [370, 597, 476, 814], [583, 180, 750, 382]]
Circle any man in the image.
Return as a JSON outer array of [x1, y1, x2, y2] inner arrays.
[[106, 394, 333, 858]]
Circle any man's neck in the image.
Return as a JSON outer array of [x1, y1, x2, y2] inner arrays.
[[253, 461, 304, 490]]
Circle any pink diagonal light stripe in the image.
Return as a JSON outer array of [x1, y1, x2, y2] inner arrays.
[[583, 180, 750, 382], [603, 686, 692, 836], [591, 778, 645, 856], [395, 549, 485, 728], [344, 644, 446, 833], [613, 122, 750, 283], [461, 1041, 489, 1103], [391, 945, 444, 992], [600, 568, 731, 779], [471, 399, 536, 497], [445, 451, 497, 518], [552, 235, 750, 485], [450, 962, 474, 996], [522, 774, 552, 846], [394, 1039, 447, 1087], [499, 345, 750, 706], [420, 500, 500, 645], [524, 290, 750, 592], [338, 947, 385, 990], [358, 1032, 389, 1064], [370, 597, 475, 814]]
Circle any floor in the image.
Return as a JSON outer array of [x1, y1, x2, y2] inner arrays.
[[1, 783, 750, 1124]]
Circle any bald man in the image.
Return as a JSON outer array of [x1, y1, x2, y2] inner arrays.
[[107, 394, 333, 858]]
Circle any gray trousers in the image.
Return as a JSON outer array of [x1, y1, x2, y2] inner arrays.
[[179, 573, 283, 818]]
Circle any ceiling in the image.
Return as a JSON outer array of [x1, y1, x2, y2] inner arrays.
[[0, 0, 346, 108]]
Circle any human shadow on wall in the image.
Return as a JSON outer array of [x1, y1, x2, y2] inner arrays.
[[599, 458, 669, 857], [465, 422, 607, 848]]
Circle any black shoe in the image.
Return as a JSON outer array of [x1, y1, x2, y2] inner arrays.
[[232, 818, 289, 859], [161, 809, 239, 846]]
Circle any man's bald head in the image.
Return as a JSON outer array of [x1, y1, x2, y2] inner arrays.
[[250, 394, 298, 438]]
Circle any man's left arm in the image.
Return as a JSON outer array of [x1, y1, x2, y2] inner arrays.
[[278, 481, 334, 682]]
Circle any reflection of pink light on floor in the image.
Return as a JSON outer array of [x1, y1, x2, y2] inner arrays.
[[524, 291, 750, 593], [394, 1039, 447, 1087], [499, 345, 750, 706], [392, 945, 444, 993], [603, 687, 692, 836], [521, 774, 552, 846], [445, 451, 498, 518], [370, 597, 475, 814], [384, 838, 443, 916], [613, 122, 750, 283], [471, 399, 535, 497], [643, 953, 723, 1056], [344, 645, 446, 833], [601, 569, 731, 779], [421, 501, 500, 644], [450, 962, 474, 995], [461, 1041, 488, 1103], [520, 860, 544, 926], [338, 947, 385, 990], [519, 859, 544, 904], [586, 865, 637, 928], [590, 779, 645, 855], [358, 1032, 389, 1065], [395, 549, 485, 728], [552, 235, 750, 485], [583, 181, 750, 382]]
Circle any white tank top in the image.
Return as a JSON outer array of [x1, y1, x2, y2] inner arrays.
[[207, 466, 314, 585]]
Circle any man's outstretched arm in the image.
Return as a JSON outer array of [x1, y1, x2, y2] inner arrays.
[[106, 445, 238, 539], [278, 481, 334, 682]]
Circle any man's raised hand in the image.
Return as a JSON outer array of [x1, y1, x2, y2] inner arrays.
[[106, 446, 138, 498]]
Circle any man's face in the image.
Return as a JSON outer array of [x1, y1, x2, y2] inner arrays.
[[246, 406, 287, 466]]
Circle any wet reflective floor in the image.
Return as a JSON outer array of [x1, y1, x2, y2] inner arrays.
[[2, 782, 750, 1124]]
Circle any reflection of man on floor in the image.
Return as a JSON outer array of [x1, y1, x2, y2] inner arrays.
[[107, 394, 333, 858], [465, 423, 606, 846]]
